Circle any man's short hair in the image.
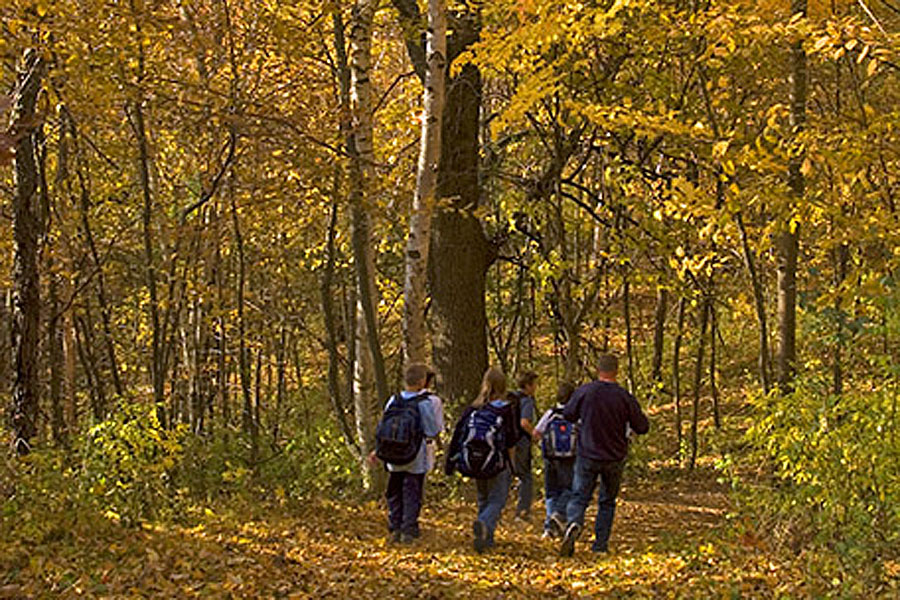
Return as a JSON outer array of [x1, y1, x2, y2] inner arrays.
[[517, 371, 538, 390], [404, 363, 430, 387], [597, 354, 619, 374]]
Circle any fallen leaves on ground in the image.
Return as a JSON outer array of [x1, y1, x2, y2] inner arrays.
[[2, 469, 897, 598]]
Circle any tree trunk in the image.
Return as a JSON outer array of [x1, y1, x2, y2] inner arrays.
[[392, 4, 487, 405], [49, 267, 66, 446], [832, 243, 849, 396], [348, 0, 388, 493], [710, 301, 720, 429], [673, 295, 686, 460], [232, 174, 253, 440], [623, 273, 635, 394], [777, 0, 807, 393], [274, 324, 286, 444], [74, 146, 124, 402], [403, 0, 446, 365], [431, 57, 488, 405], [10, 50, 44, 455], [690, 297, 710, 470], [736, 211, 771, 393], [322, 198, 358, 452], [651, 286, 668, 388]]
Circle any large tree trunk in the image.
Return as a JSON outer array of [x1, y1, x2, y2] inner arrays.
[[777, 0, 807, 393], [10, 50, 44, 455], [391, 3, 488, 406], [431, 58, 488, 406], [403, 0, 446, 365]]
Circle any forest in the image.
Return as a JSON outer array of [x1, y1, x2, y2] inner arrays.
[[2, 0, 899, 597]]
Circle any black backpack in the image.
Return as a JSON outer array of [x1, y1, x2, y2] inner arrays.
[[453, 404, 508, 479], [507, 391, 528, 442], [374, 393, 427, 465]]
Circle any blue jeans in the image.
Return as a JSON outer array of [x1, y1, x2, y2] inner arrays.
[[386, 471, 425, 536], [543, 457, 574, 530], [565, 457, 625, 552], [475, 466, 511, 544], [513, 438, 533, 515]]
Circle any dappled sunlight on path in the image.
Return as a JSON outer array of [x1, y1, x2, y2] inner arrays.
[[0, 468, 798, 598]]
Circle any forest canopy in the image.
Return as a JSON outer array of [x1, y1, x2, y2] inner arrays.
[[2, 0, 900, 596]]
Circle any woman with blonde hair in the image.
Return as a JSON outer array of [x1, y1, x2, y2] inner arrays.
[[446, 367, 519, 552]]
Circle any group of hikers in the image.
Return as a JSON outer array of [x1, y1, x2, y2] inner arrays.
[[370, 353, 650, 556]]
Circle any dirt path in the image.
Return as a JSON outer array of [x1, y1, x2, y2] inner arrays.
[[184, 471, 735, 598], [3, 465, 754, 598]]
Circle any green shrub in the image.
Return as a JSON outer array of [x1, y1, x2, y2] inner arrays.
[[742, 371, 900, 591], [79, 401, 187, 525]]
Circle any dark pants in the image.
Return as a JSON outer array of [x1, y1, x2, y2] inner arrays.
[[565, 456, 625, 552], [513, 438, 533, 515], [543, 457, 574, 530], [386, 471, 426, 536]]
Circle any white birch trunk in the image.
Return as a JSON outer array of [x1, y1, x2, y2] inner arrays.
[[349, 0, 383, 492], [403, 0, 446, 365]]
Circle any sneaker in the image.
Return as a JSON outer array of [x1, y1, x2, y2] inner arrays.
[[472, 520, 488, 553], [389, 530, 402, 544], [541, 530, 555, 540], [399, 532, 415, 544], [591, 544, 609, 554], [559, 522, 581, 557], [548, 513, 565, 538]]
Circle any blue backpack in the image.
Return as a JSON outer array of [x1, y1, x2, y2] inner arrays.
[[455, 404, 508, 479], [375, 393, 427, 465], [541, 407, 577, 459]]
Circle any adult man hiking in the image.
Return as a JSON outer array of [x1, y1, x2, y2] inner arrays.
[[559, 354, 649, 556]]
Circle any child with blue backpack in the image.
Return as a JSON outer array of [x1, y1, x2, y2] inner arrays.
[[445, 367, 519, 553], [372, 363, 444, 544], [532, 381, 577, 539]]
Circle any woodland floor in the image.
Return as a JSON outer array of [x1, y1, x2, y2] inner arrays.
[[3, 398, 899, 598], [2, 461, 821, 599]]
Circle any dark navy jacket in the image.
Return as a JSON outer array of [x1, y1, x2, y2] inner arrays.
[[562, 380, 649, 462]]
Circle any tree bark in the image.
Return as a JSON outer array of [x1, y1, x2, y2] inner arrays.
[[49, 266, 66, 446], [832, 243, 849, 396], [673, 295, 686, 460], [710, 300, 720, 429], [777, 0, 807, 393], [623, 273, 635, 394], [348, 0, 388, 493], [322, 198, 359, 453], [690, 297, 710, 470], [736, 211, 771, 393], [73, 138, 124, 401], [651, 285, 668, 393], [10, 50, 44, 455], [403, 0, 446, 365], [392, 3, 488, 406]]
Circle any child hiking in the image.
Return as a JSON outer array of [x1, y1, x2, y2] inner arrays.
[[445, 367, 519, 553], [509, 371, 538, 521], [532, 381, 577, 538], [371, 363, 444, 544], [559, 354, 649, 556]]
